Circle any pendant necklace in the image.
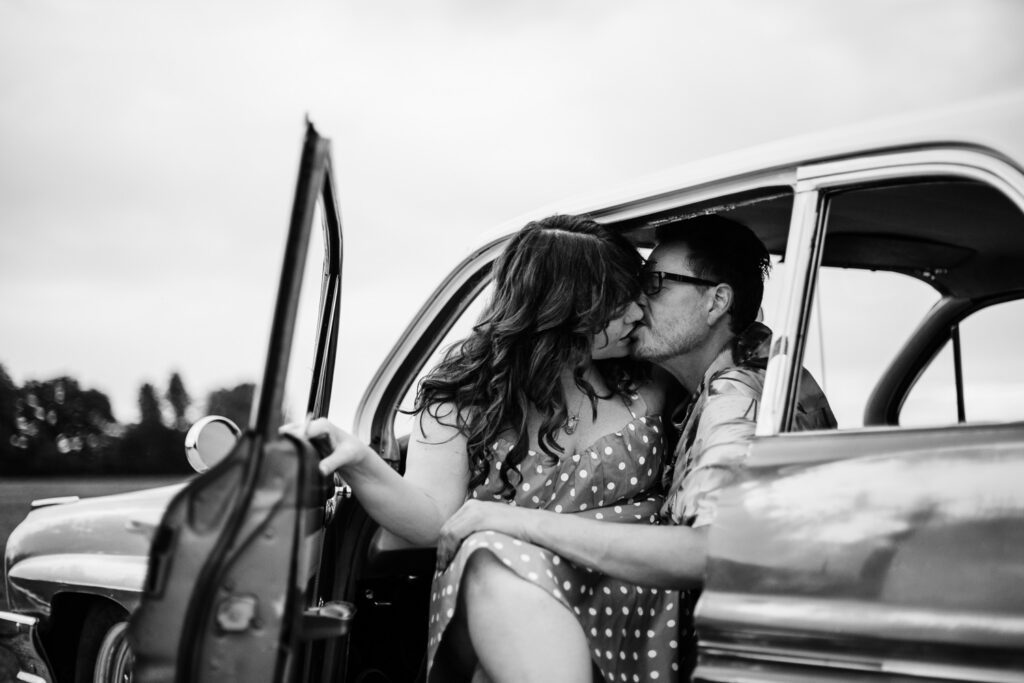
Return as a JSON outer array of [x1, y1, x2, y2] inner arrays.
[[563, 392, 586, 435]]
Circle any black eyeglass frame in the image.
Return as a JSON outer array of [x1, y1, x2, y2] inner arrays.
[[640, 270, 720, 296]]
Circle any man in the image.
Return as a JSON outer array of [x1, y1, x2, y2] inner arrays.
[[437, 215, 835, 680]]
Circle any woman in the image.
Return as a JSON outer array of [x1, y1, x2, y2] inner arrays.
[[304, 214, 673, 682]]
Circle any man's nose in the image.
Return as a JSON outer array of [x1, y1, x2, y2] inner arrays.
[[625, 300, 644, 323]]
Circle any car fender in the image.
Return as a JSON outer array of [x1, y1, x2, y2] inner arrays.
[[5, 484, 186, 616]]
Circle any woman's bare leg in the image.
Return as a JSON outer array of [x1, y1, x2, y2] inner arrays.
[[470, 665, 493, 683], [460, 551, 592, 683]]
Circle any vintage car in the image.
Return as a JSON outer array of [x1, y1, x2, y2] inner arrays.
[[5, 87, 1024, 682]]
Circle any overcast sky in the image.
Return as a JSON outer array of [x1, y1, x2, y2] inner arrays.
[[3, 0, 1024, 426]]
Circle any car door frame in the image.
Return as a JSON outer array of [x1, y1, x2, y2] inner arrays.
[[757, 146, 1024, 437], [695, 145, 1024, 683], [129, 120, 347, 683]]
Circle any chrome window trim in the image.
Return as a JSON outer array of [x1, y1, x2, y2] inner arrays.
[[351, 238, 507, 442], [586, 168, 796, 223], [0, 610, 38, 626], [758, 146, 1024, 437], [697, 649, 1023, 683], [756, 189, 823, 436]]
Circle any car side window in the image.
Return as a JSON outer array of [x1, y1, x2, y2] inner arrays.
[[799, 267, 939, 429], [791, 177, 1024, 432], [393, 283, 493, 436], [901, 298, 1024, 426]]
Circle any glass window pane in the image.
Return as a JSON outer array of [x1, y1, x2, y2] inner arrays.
[[960, 299, 1024, 422], [900, 340, 957, 427], [393, 283, 493, 436], [280, 198, 328, 425], [800, 268, 939, 429]]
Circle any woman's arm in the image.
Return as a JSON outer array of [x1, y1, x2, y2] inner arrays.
[[437, 499, 707, 589], [307, 405, 470, 547]]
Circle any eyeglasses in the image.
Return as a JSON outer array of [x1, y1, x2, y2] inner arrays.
[[640, 270, 719, 296]]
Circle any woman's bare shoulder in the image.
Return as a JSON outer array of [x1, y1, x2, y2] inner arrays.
[[630, 367, 667, 415], [413, 401, 471, 441]]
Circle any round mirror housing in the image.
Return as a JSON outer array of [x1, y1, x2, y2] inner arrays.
[[184, 415, 241, 473]]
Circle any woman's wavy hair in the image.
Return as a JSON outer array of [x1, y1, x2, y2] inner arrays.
[[413, 214, 646, 498]]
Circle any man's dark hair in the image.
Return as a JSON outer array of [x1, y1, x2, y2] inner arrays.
[[655, 214, 771, 334]]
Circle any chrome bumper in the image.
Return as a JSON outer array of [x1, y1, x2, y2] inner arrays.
[[0, 610, 53, 683]]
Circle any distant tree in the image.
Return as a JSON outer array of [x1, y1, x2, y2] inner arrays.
[[7, 376, 118, 474], [206, 383, 256, 430], [0, 363, 20, 466], [117, 380, 191, 475], [165, 372, 191, 430], [138, 383, 163, 426]]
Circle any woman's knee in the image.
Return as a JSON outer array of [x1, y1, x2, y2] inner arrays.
[[461, 550, 517, 607]]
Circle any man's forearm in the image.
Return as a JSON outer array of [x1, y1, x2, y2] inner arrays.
[[522, 510, 708, 589]]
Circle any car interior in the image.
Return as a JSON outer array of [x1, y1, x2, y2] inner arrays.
[[331, 174, 1024, 682]]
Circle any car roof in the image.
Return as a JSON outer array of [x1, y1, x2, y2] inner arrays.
[[470, 88, 1024, 300]]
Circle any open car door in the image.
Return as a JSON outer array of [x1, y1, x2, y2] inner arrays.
[[128, 121, 348, 683]]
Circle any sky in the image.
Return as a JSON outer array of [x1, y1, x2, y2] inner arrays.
[[3, 0, 1024, 427]]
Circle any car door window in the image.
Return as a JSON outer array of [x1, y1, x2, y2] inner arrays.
[[281, 196, 331, 425], [902, 298, 1024, 426], [792, 177, 1024, 431], [394, 283, 493, 436], [800, 267, 940, 428]]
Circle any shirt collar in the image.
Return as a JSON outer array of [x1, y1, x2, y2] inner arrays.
[[670, 322, 772, 430]]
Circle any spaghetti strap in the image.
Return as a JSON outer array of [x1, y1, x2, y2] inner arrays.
[[622, 390, 644, 420], [623, 389, 650, 420]]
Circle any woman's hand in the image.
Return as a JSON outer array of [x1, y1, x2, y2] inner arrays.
[[281, 417, 373, 477], [437, 499, 537, 570]]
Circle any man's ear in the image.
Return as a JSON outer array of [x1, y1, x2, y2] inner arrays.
[[706, 284, 733, 326]]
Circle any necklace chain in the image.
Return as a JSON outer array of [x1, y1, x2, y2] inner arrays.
[[563, 392, 587, 435]]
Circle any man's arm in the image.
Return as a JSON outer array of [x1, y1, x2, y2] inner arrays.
[[437, 501, 708, 589]]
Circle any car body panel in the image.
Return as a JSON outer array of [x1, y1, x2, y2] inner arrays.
[[129, 435, 330, 682], [128, 122, 347, 683], [0, 610, 52, 683], [4, 484, 184, 615], [691, 131, 1024, 679], [696, 427, 1024, 679]]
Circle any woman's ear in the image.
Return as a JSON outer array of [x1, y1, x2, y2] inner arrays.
[[706, 284, 733, 326]]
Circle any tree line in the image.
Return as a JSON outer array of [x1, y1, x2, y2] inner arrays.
[[0, 363, 254, 476]]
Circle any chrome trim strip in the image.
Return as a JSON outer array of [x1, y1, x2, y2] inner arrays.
[[699, 646, 1023, 683], [585, 169, 796, 223], [756, 188, 821, 436], [698, 592, 1024, 649], [8, 554, 147, 595], [0, 610, 53, 683], [882, 659, 1023, 683], [0, 610, 38, 626], [28, 496, 79, 509], [17, 673, 47, 683]]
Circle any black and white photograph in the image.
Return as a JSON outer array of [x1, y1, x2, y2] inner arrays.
[[3, 1, 1024, 681]]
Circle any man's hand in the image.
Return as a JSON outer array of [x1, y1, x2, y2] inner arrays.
[[436, 499, 537, 570]]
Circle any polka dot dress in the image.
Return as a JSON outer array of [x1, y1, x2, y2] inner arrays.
[[427, 404, 684, 682]]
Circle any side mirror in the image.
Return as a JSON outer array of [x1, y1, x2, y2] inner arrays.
[[184, 415, 241, 473]]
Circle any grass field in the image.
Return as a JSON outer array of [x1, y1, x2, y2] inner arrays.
[[0, 475, 184, 608]]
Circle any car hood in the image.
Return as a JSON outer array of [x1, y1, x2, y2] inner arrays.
[[4, 483, 187, 613]]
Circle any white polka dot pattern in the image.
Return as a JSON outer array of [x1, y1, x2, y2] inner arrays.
[[427, 407, 684, 681]]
